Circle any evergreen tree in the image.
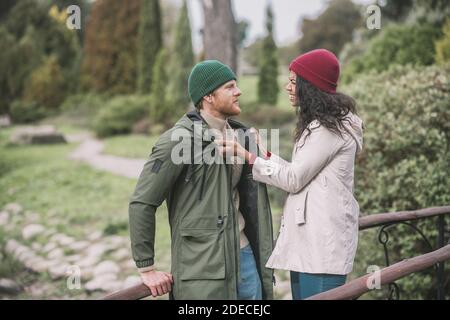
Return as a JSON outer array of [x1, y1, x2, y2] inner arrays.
[[150, 49, 169, 126], [137, 0, 163, 94], [298, 0, 361, 55], [257, 4, 279, 105], [168, 0, 194, 111], [81, 0, 140, 94]]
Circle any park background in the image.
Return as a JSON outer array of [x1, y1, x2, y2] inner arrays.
[[0, 0, 449, 299]]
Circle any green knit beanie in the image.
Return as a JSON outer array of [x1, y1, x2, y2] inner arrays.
[[188, 60, 237, 106]]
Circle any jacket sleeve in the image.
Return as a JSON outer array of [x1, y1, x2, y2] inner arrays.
[[129, 132, 186, 269], [252, 125, 343, 194]]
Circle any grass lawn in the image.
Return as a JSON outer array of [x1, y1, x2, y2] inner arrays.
[[0, 126, 172, 297], [238, 74, 292, 111], [102, 134, 159, 159]]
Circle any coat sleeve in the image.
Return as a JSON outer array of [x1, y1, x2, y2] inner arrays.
[[129, 132, 186, 269], [252, 125, 343, 194]]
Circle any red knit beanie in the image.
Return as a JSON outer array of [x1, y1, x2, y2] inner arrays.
[[289, 49, 340, 93]]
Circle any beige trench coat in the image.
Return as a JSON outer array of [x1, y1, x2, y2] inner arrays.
[[252, 112, 363, 275]]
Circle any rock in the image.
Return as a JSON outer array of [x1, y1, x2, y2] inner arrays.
[[0, 279, 22, 295], [112, 248, 131, 261], [85, 273, 118, 292], [22, 224, 45, 240], [105, 235, 125, 248], [57, 235, 75, 247], [9, 125, 66, 145], [49, 263, 71, 280], [122, 276, 141, 289], [68, 241, 90, 252], [5, 239, 20, 255], [33, 259, 59, 273], [64, 254, 83, 264], [0, 211, 10, 226], [78, 255, 101, 268], [93, 261, 120, 277], [4, 203, 23, 215], [85, 243, 111, 258], [0, 115, 11, 128], [123, 259, 136, 270], [23, 256, 45, 271], [42, 242, 58, 253], [87, 230, 103, 242], [31, 243, 43, 252], [47, 248, 64, 260]]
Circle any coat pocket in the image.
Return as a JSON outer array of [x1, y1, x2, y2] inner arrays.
[[179, 229, 225, 280], [294, 191, 308, 225]]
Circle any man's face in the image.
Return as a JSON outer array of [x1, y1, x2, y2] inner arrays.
[[209, 80, 242, 117]]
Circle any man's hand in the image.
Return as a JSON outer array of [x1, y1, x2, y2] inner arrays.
[[140, 270, 174, 297]]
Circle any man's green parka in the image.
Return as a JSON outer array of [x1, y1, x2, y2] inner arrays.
[[129, 111, 274, 299]]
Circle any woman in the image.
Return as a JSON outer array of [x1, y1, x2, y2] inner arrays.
[[217, 49, 363, 299]]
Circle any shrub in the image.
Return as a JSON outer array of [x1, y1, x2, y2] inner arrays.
[[342, 23, 442, 83], [23, 56, 67, 110], [343, 64, 450, 299], [9, 100, 48, 123], [435, 19, 450, 65], [93, 95, 150, 137]]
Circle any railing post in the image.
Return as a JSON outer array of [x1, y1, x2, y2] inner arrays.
[[436, 215, 445, 300]]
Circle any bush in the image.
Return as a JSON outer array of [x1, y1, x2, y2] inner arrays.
[[23, 56, 67, 110], [9, 100, 48, 123], [343, 64, 450, 299], [435, 19, 450, 65], [93, 95, 150, 137], [342, 23, 442, 83]]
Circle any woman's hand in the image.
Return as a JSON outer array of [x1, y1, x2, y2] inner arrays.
[[215, 139, 251, 163], [249, 127, 267, 155]]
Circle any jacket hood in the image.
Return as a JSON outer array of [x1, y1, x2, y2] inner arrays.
[[342, 112, 363, 154]]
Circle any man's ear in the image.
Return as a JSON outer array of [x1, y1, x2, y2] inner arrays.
[[204, 94, 213, 104]]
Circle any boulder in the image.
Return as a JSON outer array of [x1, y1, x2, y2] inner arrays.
[[10, 125, 66, 145], [0, 279, 22, 295], [22, 224, 45, 240]]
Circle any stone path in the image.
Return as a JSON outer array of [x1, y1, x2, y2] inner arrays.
[[0, 203, 141, 298], [68, 135, 146, 179]]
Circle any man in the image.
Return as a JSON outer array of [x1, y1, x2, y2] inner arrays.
[[129, 60, 274, 300]]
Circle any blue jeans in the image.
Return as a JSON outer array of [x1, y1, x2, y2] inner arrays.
[[237, 244, 262, 300], [290, 272, 347, 300]]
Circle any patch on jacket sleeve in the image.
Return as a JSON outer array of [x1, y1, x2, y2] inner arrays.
[[151, 159, 163, 173]]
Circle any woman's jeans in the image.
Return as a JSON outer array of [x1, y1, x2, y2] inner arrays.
[[237, 244, 262, 300], [290, 271, 347, 300]]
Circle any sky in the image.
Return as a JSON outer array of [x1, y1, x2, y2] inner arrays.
[[185, 0, 375, 49]]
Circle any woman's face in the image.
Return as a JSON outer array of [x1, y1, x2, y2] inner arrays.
[[285, 70, 299, 107]]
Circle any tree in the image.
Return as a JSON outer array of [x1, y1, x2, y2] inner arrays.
[[137, 0, 163, 94], [81, 0, 140, 94], [150, 49, 170, 126], [257, 4, 279, 105], [23, 56, 66, 110], [168, 0, 194, 112], [0, 0, 80, 113], [435, 19, 450, 64], [298, 0, 361, 55], [201, 0, 238, 72]]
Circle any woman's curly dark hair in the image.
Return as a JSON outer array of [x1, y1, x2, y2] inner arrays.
[[294, 76, 357, 144]]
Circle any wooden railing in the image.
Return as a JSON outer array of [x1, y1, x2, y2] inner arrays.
[[102, 206, 450, 300], [306, 244, 450, 300]]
